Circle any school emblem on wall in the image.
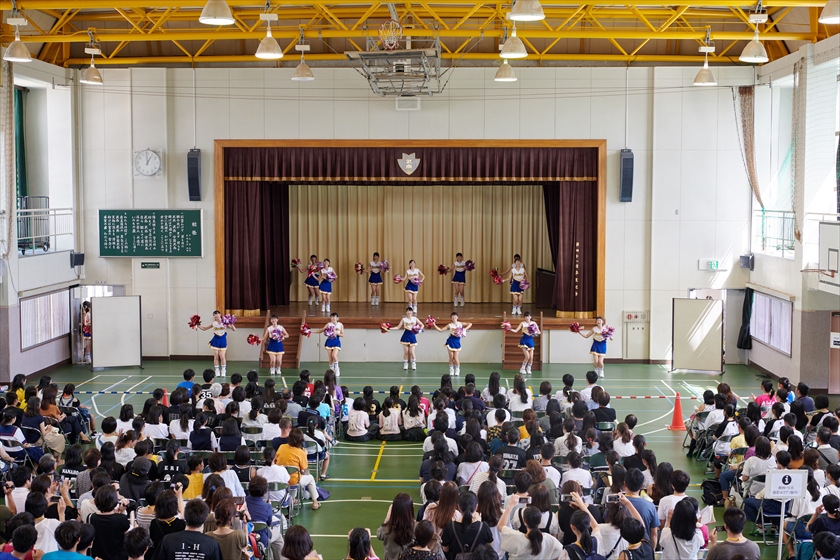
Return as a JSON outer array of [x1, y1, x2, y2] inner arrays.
[[398, 153, 420, 175]]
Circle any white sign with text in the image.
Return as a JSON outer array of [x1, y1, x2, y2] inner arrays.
[[765, 469, 807, 500]]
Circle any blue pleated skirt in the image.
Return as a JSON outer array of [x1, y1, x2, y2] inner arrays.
[[452, 271, 466, 284], [445, 336, 462, 351], [209, 333, 227, 350], [510, 280, 522, 294], [400, 330, 418, 346]]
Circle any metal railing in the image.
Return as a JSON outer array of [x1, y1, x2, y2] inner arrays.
[[752, 209, 795, 260], [16, 207, 74, 255]]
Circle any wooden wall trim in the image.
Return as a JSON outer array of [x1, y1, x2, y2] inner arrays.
[[214, 139, 608, 316]]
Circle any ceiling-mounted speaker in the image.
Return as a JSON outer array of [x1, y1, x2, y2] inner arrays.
[[619, 149, 634, 202], [187, 149, 201, 202]]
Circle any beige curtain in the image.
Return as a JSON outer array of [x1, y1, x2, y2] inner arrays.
[[290, 184, 551, 303]]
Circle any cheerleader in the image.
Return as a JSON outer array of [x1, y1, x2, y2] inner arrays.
[[81, 301, 92, 363], [392, 307, 422, 370], [368, 252, 384, 306], [296, 254, 322, 305], [451, 253, 469, 307], [500, 254, 528, 315], [433, 312, 472, 377], [509, 310, 539, 375], [262, 315, 289, 376], [318, 258, 336, 313], [197, 310, 236, 377], [403, 260, 425, 314], [312, 312, 344, 377], [577, 316, 607, 378]]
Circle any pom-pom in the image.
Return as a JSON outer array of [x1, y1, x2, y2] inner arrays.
[[569, 321, 581, 333], [519, 280, 531, 291], [324, 271, 337, 283], [380, 260, 390, 273], [221, 314, 236, 327], [307, 265, 320, 277], [492, 275, 504, 285], [269, 329, 283, 341], [247, 334, 262, 346], [188, 314, 201, 329], [410, 277, 423, 286], [489, 267, 499, 279], [300, 323, 311, 338], [323, 324, 337, 339], [601, 325, 615, 340], [464, 260, 476, 271], [314, 261, 325, 270], [438, 264, 450, 275], [527, 323, 541, 337], [454, 326, 467, 338], [411, 322, 423, 334], [354, 262, 365, 275], [424, 315, 437, 329], [290, 257, 301, 270], [380, 322, 392, 333], [500, 321, 512, 332], [393, 275, 404, 284], [83, 325, 92, 336]]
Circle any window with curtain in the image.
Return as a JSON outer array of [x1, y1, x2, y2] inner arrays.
[[749, 291, 792, 356], [13, 88, 27, 199], [20, 290, 70, 350]]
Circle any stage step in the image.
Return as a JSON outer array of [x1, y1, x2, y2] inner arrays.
[[502, 312, 543, 372]]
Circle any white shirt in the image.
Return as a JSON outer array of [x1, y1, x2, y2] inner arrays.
[[486, 408, 511, 428], [427, 408, 456, 430], [115, 447, 136, 467], [554, 434, 583, 457], [564, 467, 593, 489], [657, 494, 687, 523], [543, 465, 562, 488], [262, 423, 282, 441], [597, 524, 627, 560], [457, 461, 489, 486], [509, 389, 534, 412], [145, 423, 170, 440], [11, 487, 28, 513], [511, 265, 526, 281], [702, 409, 725, 430], [169, 419, 194, 443], [579, 384, 599, 403], [256, 464, 291, 502], [206, 469, 245, 497], [422, 435, 458, 456], [482, 388, 507, 405], [406, 268, 421, 282], [115, 419, 134, 434], [379, 411, 401, 435], [347, 410, 369, 437], [468, 472, 507, 501], [659, 527, 704, 560], [501, 525, 569, 560], [741, 456, 778, 495], [511, 509, 559, 537], [613, 439, 636, 458], [35, 517, 61, 553], [402, 410, 426, 430]]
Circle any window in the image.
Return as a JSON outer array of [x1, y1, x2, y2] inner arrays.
[[750, 291, 793, 356], [20, 290, 70, 350]]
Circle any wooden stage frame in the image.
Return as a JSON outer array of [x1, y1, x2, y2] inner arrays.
[[214, 140, 608, 327]]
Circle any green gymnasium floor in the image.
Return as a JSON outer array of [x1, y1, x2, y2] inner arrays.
[[32, 361, 839, 560]]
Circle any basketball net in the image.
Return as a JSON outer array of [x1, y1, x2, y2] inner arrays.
[[379, 20, 402, 50]]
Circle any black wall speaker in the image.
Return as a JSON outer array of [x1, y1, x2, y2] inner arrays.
[[619, 149, 634, 202], [70, 252, 85, 267], [187, 149, 201, 202], [740, 254, 754, 271]]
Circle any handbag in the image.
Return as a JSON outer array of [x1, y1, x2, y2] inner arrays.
[[451, 521, 484, 560]]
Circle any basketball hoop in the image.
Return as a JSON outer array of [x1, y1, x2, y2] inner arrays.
[[802, 265, 835, 291], [379, 19, 402, 50]]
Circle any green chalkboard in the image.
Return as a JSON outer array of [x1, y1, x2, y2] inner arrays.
[[99, 210, 203, 257]]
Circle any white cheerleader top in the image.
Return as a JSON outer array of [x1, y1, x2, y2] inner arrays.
[[520, 320, 534, 334], [321, 266, 334, 279], [329, 321, 344, 335], [213, 321, 226, 336], [403, 316, 420, 331], [448, 322, 463, 336], [370, 261, 381, 272], [268, 326, 283, 338], [453, 260, 466, 272], [406, 268, 421, 281], [592, 326, 605, 342], [512, 264, 526, 281]]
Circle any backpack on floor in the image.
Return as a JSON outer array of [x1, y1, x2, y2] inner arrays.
[[701, 479, 723, 506]]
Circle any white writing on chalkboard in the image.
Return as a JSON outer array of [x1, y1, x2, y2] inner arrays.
[[99, 210, 203, 257]]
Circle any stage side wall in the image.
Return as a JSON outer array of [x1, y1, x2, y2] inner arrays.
[[76, 66, 756, 362]]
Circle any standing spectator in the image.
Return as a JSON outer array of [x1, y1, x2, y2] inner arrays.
[[43, 520, 90, 560], [26, 492, 62, 553], [89, 485, 130, 560], [207, 500, 247, 560]]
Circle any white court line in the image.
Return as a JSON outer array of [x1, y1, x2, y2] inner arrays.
[[635, 380, 677, 428], [122, 376, 152, 405], [74, 375, 100, 388], [91, 378, 129, 417]]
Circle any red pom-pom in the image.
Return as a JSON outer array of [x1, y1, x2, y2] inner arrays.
[[300, 323, 311, 338], [489, 268, 499, 278], [188, 314, 201, 329], [500, 321, 512, 332], [247, 334, 262, 346], [464, 260, 476, 271], [355, 262, 365, 275], [393, 275, 404, 284], [290, 258, 301, 270], [493, 275, 503, 285], [569, 321, 581, 333], [424, 315, 437, 329], [380, 322, 392, 333], [438, 264, 450, 275]]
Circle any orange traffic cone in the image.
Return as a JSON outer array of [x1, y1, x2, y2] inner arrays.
[[161, 388, 169, 408], [667, 392, 687, 431]]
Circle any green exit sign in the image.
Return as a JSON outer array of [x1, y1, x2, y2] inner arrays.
[[708, 260, 720, 270], [141, 262, 160, 269]]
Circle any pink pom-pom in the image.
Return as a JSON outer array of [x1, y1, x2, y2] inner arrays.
[[323, 324, 337, 339], [438, 264, 450, 275], [519, 280, 530, 291], [221, 314, 236, 327], [602, 325, 615, 340], [569, 321, 581, 333], [380, 260, 390, 273], [424, 315, 437, 329], [315, 261, 324, 270], [380, 322, 392, 333], [324, 271, 337, 282], [269, 329, 283, 341], [247, 334, 262, 346], [500, 321, 512, 332], [527, 323, 541, 336], [454, 326, 467, 338], [188, 314, 201, 329], [411, 322, 423, 334], [492, 275, 503, 285], [464, 260, 476, 271], [393, 275, 404, 284], [355, 262, 365, 275], [300, 323, 311, 338], [410, 277, 423, 286]]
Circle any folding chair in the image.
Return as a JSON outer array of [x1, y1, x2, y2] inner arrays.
[[596, 422, 616, 432], [552, 456, 569, 472], [0, 437, 33, 470], [684, 410, 711, 448], [752, 495, 784, 545], [279, 467, 302, 521], [789, 514, 813, 559], [303, 440, 322, 481], [268, 481, 292, 529], [242, 426, 264, 447]]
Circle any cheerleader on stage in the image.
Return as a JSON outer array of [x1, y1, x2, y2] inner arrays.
[[450, 253, 470, 307], [392, 307, 422, 370], [312, 312, 344, 377], [500, 254, 529, 315], [368, 252, 385, 306], [296, 254, 322, 306], [433, 312, 472, 377], [577, 315, 607, 378], [197, 310, 236, 377], [403, 260, 426, 314], [262, 315, 289, 376], [509, 310, 539, 375], [318, 258, 336, 313]]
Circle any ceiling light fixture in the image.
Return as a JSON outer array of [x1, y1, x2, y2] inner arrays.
[[694, 30, 717, 86], [4, 5, 31, 63], [739, 5, 769, 64], [199, 0, 235, 26], [292, 30, 314, 82], [494, 59, 517, 82], [255, 11, 283, 59], [818, 0, 840, 24], [500, 24, 527, 59], [80, 32, 103, 85], [509, 0, 545, 21]]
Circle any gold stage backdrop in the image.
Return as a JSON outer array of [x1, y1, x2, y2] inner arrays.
[[289, 184, 552, 304]]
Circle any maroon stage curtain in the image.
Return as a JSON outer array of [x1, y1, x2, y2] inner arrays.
[[543, 182, 598, 312], [225, 146, 597, 183], [224, 181, 290, 311]]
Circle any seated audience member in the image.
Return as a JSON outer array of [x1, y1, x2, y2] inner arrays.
[[704, 508, 761, 560], [153, 499, 222, 560]]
